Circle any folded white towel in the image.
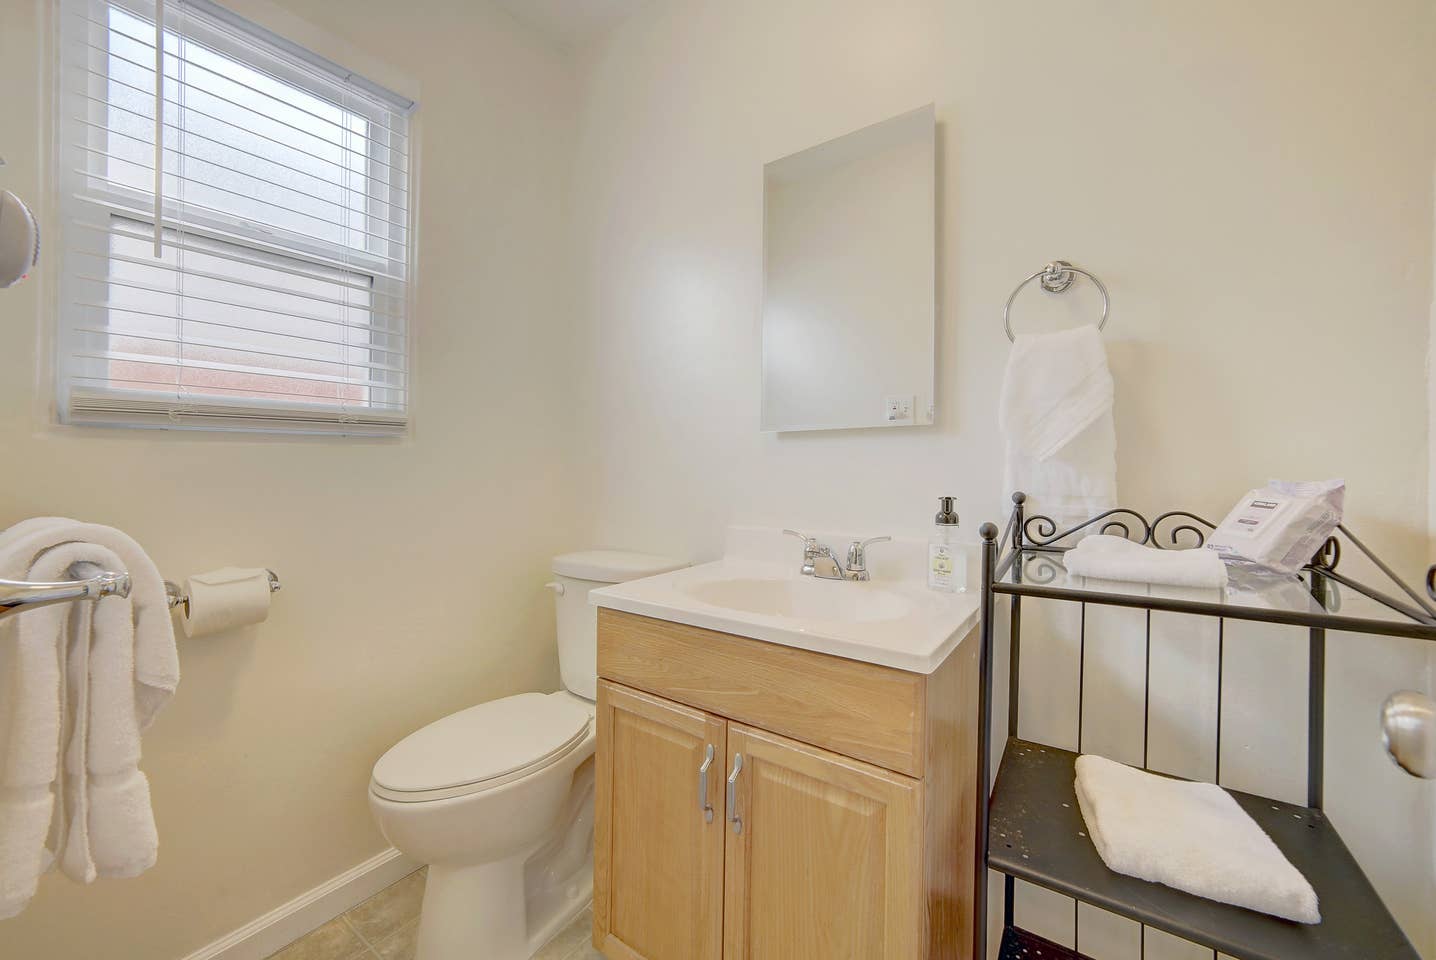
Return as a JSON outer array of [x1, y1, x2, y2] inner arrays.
[[0, 521, 174, 919], [1000, 326, 1118, 532], [1074, 754, 1320, 924], [1064, 535, 1229, 589]]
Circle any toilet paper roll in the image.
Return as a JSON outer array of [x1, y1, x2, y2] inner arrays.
[[181, 567, 272, 639]]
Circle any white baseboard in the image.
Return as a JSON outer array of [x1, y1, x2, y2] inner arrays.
[[177, 848, 421, 960]]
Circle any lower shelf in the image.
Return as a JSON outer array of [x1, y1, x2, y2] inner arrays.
[[998, 925, 1090, 960], [987, 738, 1419, 960]]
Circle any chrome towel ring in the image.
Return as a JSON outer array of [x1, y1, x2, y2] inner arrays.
[[1003, 260, 1109, 342]]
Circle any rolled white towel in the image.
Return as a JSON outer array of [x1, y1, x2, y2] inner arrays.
[[0, 518, 176, 727], [0, 521, 172, 918], [1063, 534, 1228, 589], [1074, 754, 1320, 924]]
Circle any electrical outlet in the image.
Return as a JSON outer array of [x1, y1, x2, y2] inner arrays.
[[884, 395, 914, 423]]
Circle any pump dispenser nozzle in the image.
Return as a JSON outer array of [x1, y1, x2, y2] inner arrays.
[[935, 497, 959, 526]]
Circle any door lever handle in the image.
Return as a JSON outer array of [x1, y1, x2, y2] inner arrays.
[[698, 744, 715, 822], [726, 753, 744, 834], [1382, 691, 1436, 779]]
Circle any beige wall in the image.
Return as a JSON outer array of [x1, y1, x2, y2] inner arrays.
[[3, 0, 1435, 956], [570, 0, 1436, 956], [573, 0, 1436, 566], [0, 0, 580, 957]]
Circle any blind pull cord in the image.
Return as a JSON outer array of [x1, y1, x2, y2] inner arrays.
[[152, 0, 165, 258]]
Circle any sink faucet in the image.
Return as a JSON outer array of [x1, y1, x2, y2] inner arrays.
[[782, 530, 891, 582]]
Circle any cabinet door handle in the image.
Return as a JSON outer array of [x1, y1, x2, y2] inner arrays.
[[698, 744, 715, 823], [726, 753, 744, 835]]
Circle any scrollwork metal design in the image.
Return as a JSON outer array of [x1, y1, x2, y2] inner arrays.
[[1149, 510, 1216, 550], [1005, 493, 1436, 627], [1023, 513, 1058, 542], [1021, 554, 1064, 585], [1022, 508, 1153, 548], [1311, 536, 1341, 571]]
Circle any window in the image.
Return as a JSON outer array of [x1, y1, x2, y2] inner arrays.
[[56, 0, 414, 435]]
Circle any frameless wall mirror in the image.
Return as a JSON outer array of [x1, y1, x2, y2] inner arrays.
[[761, 104, 935, 432]]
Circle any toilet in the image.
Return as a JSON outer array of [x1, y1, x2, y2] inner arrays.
[[369, 550, 687, 960]]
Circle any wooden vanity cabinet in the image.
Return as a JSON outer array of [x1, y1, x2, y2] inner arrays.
[[594, 683, 726, 959], [593, 609, 980, 960]]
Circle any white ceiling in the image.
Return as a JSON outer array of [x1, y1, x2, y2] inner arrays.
[[493, 0, 655, 46]]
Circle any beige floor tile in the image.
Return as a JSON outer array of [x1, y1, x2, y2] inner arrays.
[[565, 944, 605, 960], [345, 870, 427, 945], [372, 919, 419, 960], [531, 930, 575, 959], [265, 917, 369, 960]]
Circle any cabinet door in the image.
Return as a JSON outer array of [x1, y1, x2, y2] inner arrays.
[[722, 723, 922, 960], [595, 681, 727, 960]]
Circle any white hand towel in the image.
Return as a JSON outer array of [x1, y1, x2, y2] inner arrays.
[[26, 542, 158, 886], [0, 522, 173, 918], [999, 326, 1117, 532], [1064, 535, 1229, 589], [1074, 754, 1320, 924], [0, 588, 62, 919], [0, 518, 177, 728], [1000, 325, 1114, 462]]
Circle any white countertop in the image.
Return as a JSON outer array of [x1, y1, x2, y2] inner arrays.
[[589, 527, 980, 674]]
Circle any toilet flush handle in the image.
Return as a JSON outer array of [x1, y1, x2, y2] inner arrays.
[[544, 581, 565, 596]]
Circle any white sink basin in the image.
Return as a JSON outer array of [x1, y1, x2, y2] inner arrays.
[[680, 576, 911, 623], [589, 527, 981, 674]]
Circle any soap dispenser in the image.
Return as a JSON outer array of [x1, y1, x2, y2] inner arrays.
[[928, 497, 965, 593]]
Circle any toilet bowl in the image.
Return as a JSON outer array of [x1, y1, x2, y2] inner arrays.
[[369, 550, 687, 960]]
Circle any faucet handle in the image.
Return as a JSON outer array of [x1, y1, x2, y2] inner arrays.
[[782, 529, 814, 548], [846, 536, 892, 574]]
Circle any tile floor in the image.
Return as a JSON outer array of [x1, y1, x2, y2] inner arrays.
[[263, 867, 600, 960], [265, 869, 424, 960]]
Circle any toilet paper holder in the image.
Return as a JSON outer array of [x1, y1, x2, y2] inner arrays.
[[165, 569, 281, 616]]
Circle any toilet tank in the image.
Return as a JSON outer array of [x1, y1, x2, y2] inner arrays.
[[550, 550, 688, 701]]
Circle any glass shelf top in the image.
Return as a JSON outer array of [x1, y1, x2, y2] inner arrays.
[[995, 548, 1436, 640]]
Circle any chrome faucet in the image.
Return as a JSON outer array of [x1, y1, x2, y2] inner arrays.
[[782, 530, 891, 582]]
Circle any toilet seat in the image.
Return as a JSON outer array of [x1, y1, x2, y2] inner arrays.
[[371, 693, 592, 803]]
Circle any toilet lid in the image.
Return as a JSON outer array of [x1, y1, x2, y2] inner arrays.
[[372, 693, 591, 796]]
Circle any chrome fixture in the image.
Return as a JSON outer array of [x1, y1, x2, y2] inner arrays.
[[783, 530, 891, 581], [2, 565, 281, 622], [726, 753, 743, 835], [845, 536, 892, 581], [1381, 691, 1436, 779], [698, 744, 716, 823], [1003, 260, 1110, 343], [0, 566, 131, 620]]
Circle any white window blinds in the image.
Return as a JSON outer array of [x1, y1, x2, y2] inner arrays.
[[56, 0, 415, 435]]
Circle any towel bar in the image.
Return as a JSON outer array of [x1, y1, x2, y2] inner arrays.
[[1, 567, 282, 621], [0, 568, 132, 620]]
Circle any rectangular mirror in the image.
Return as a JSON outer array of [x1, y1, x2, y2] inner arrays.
[[761, 104, 935, 432]]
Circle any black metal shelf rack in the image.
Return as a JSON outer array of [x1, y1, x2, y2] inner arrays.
[[974, 493, 1434, 960]]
